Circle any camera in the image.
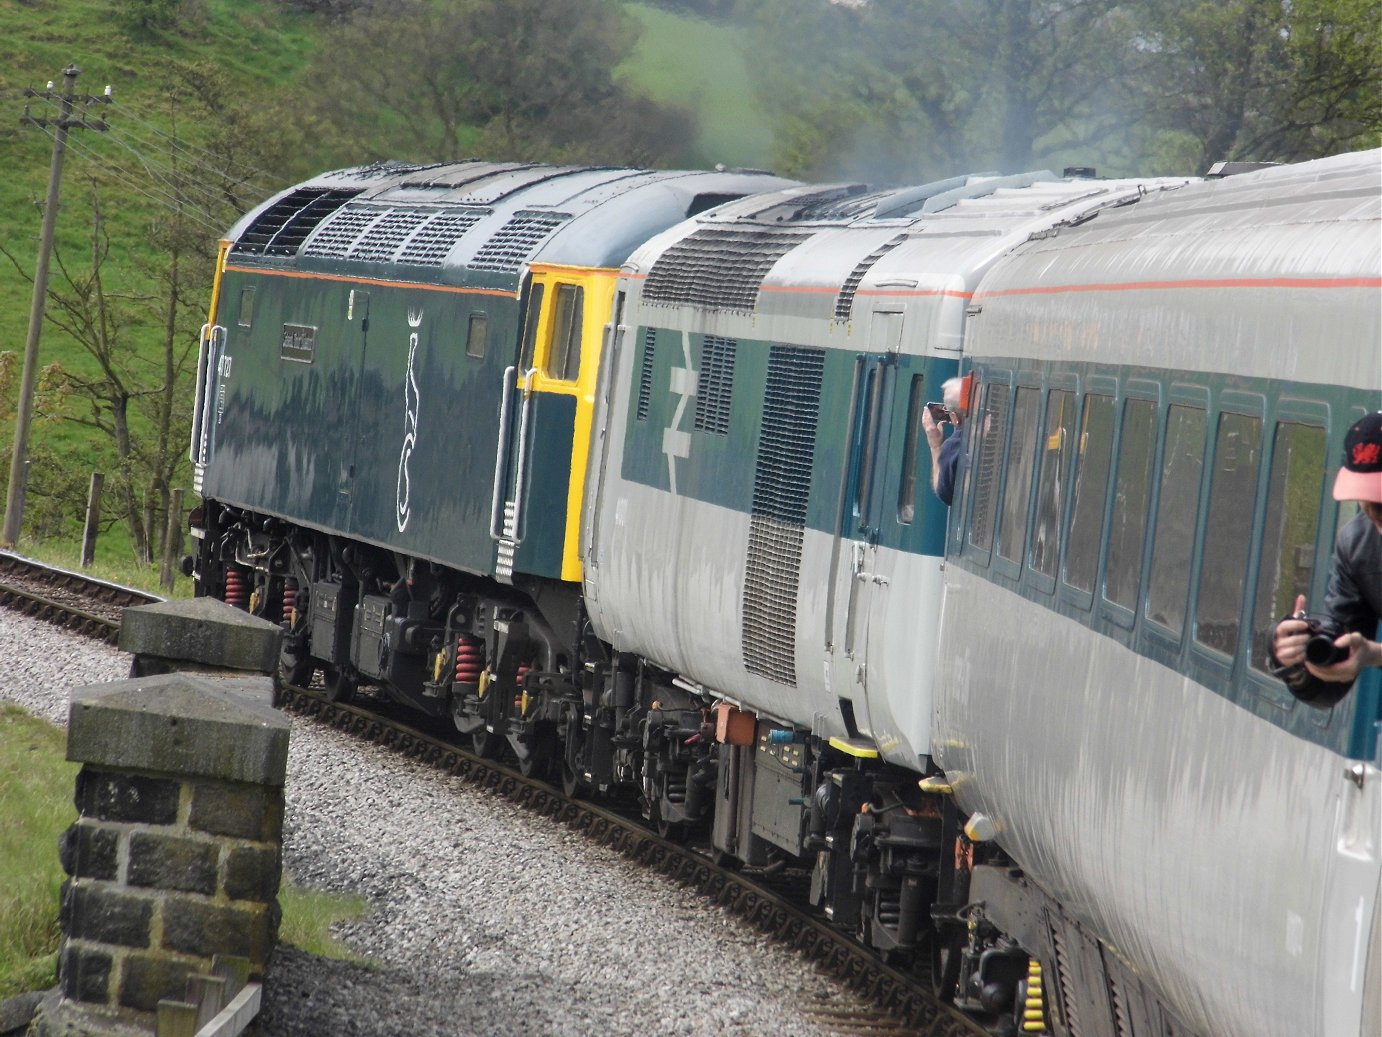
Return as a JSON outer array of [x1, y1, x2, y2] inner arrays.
[[1302, 618, 1348, 667], [926, 402, 949, 423]]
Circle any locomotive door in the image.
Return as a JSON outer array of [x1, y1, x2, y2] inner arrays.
[[491, 266, 611, 583], [828, 312, 903, 732]]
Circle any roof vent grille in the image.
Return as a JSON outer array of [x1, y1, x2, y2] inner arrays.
[[643, 227, 805, 312], [232, 188, 362, 257]]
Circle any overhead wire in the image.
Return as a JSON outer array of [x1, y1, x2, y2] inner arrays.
[[29, 122, 231, 236], [17, 89, 290, 232]]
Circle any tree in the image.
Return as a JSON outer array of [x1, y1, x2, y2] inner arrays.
[[0, 62, 290, 557], [301, 0, 696, 166], [745, 0, 1136, 183], [742, 0, 1379, 182], [1127, 0, 1381, 171]]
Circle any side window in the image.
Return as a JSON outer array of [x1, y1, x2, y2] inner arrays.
[[519, 283, 545, 371], [1065, 395, 1115, 592], [546, 284, 583, 381], [1195, 413, 1262, 654], [1249, 422, 1326, 672], [996, 386, 1041, 563], [1145, 405, 1207, 635], [1106, 399, 1157, 609], [853, 366, 884, 525], [1031, 389, 1076, 577], [898, 375, 925, 524], [969, 382, 1010, 551], [466, 313, 487, 359], [238, 287, 255, 328]]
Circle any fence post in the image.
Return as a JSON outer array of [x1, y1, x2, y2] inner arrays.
[[81, 472, 103, 567], [161, 487, 184, 591]]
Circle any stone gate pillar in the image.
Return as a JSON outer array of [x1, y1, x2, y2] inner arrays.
[[31, 672, 289, 1037]]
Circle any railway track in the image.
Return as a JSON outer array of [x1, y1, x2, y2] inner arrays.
[[1, 553, 989, 1037], [0, 550, 159, 643]]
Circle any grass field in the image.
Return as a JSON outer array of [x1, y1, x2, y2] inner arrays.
[[0, 704, 76, 998], [0, 702, 370, 999], [622, 3, 775, 170]]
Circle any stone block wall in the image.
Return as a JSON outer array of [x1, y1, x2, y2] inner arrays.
[[41, 672, 289, 1031]]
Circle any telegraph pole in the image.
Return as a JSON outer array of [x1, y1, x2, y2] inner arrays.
[[3, 65, 111, 547]]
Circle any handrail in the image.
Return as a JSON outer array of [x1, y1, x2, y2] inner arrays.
[[193, 325, 224, 467], [489, 365, 519, 541], [508, 367, 540, 548], [188, 323, 211, 464]]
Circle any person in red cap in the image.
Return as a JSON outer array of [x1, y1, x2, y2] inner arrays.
[[1271, 412, 1382, 704]]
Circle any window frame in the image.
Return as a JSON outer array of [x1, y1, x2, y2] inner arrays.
[[1027, 374, 1079, 596], [990, 380, 1043, 582], [545, 283, 584, 382], [466, 312, 488, 360], [1059, 376, 1120, 615], [1139, 384, 1211, 664], [1188, 395, 1266, 676], [1095, 381, 1163, 636]]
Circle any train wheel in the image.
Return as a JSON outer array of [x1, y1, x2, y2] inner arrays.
[[471, 728, 503, 758], [561, 760, 585, 799], [279, 639, 314, 688], [324, 664, 358, 704], [650, 800, 687, 843], [516, 723, 558, 780], [930, 930, 963, 1003]]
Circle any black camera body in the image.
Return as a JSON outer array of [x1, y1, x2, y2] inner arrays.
[[1302, 618, 1348, 667]]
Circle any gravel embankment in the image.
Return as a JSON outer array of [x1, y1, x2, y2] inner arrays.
[[1, 611, 857, 1036]]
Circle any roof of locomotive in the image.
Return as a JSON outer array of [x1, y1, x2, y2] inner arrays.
[[221, 160, 799, 289], [622, 169, 1199, 322], [965, 148, 1381, 386]]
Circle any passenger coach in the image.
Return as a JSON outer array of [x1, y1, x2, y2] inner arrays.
[[937, 149, 1381, 1037]]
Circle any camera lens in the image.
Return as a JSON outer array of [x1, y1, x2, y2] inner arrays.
[[1304, 632, 1347, 667]]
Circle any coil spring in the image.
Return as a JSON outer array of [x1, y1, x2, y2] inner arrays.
[[224, 568, 249, 609], [1022, 959, 1048, 1033], [514, 664, 532, 712], [454, 638, 484, 684], [282, 578, 298, 628]]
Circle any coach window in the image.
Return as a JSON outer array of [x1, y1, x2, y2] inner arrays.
[[1031, 389, 1075, 578], [898, 376, 925, 523], [969, 381, 1010, 552], [1105, 399, 1157, 610], [519, 283, 545, 371], [1195, 413, 1262, 655], [466, 313, 488, 359], [546, 284, 584, 381], [238, 287, 255, 328], [1065, 394, 1115, 592], [1145, 405, 1207, 636], [1249, 421, 1326, 673], [996, 386, 1040, 564]]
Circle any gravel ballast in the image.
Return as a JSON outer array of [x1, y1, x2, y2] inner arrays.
[[2, 610, 862, 1036]]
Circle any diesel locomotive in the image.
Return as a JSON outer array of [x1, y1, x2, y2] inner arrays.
[[190, 151, 1382, 1037]]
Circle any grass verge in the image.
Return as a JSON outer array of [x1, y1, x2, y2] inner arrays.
[[0, 704, 372, 1001]]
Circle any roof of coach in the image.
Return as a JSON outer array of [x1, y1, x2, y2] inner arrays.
[[222, 160, 796, 287], [973, 149, 1381, 296], [625, 169, 1196, 318], [964, 149, 1381, 384]]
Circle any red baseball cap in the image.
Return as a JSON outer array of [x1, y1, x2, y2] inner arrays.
[[1333, 412, 1382, 503]]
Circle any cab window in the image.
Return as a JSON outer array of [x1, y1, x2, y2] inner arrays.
[[547, 284, 583, 381]]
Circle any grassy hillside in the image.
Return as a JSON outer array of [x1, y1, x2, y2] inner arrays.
[[622, 3, 774, 169], [0, 0, 756, 575]]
